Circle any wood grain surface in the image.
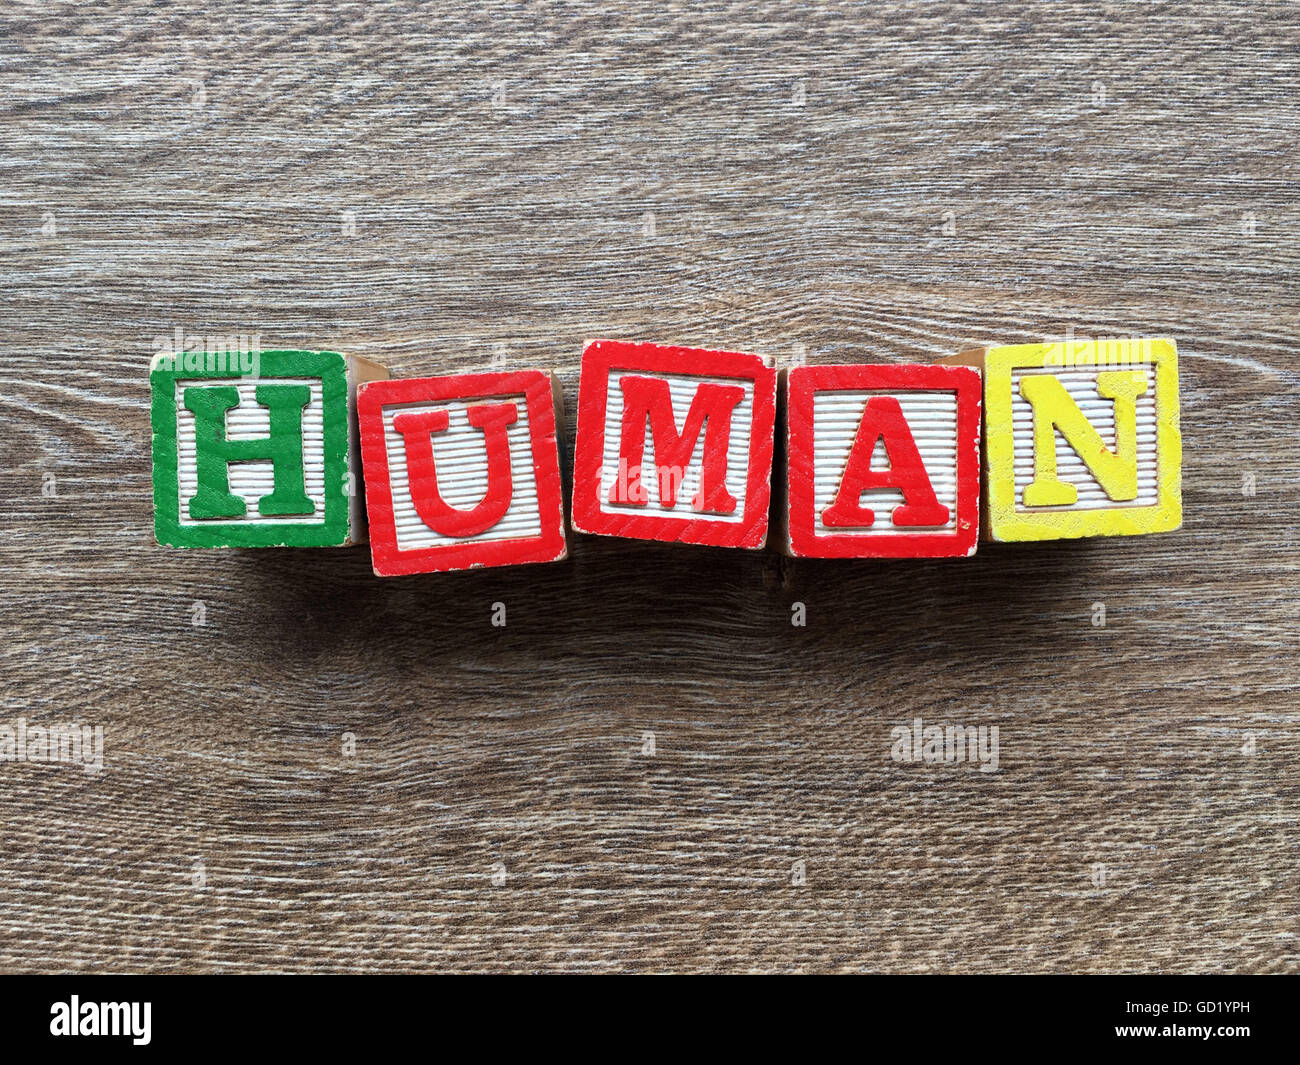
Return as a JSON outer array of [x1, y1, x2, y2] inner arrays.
[[2, 0, 1297, 973]]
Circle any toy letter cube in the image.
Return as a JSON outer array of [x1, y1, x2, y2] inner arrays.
[[571, 339, 777, 548], [946, 338, 1182, 541], [151, 349, 387, 547], [357, 370, 567, 575], [783, 363, 982, 558]]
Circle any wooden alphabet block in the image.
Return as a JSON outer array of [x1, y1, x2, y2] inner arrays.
[[151, 349, 387, 547], [943, 338, 1182, 541], [571, 339, 778, 548], [783, 363, 982, 558], [357, 370, 567, 576]]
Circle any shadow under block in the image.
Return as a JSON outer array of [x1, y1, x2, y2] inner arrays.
[[357, 370, 568, 576], [784, 363, 982, 558], [570, 338, 778, 549], [151, 349, 388, 547], [942, 338, 1182, 541]]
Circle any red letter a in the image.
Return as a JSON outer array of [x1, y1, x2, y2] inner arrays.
[[821, 397, 949, 528], [393, 402, 518, 537], [611, 376, 744, 513]]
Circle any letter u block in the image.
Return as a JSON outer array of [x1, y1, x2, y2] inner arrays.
[[946, 338, 1182, 540], [571, 339, 778, 548], [784, 363, 983, 558], [151, 349, 387, 547], [357, 371, 568, 575]]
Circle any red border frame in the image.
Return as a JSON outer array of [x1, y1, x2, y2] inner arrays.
[[786, 363, 982, 558], [358, 371, 567, 576], [571, 339, 777, 549]]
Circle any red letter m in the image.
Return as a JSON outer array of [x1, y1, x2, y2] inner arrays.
[[610, 376, 745, 514]]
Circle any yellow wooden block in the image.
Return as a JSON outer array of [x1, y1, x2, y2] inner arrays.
[[944, 338, 1181, 541]]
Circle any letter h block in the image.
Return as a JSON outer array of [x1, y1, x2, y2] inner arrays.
[[783, 363, 983, 557], [943, 338, 1182, 540], [571, 339, 778, 548], [151, 349, 387, 547], [357, 371, 568, 576]]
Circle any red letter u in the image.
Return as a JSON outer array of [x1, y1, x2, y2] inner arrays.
[[393, 402, 518, 537]]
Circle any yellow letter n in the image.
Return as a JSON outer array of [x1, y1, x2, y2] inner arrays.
[[1019, 370, 1148, 507]]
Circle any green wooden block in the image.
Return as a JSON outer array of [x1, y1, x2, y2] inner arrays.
[[150, 349, 387, 547]]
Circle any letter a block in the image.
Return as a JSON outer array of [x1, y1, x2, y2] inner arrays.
[[571, 339, 778, 548], [357, 371, 567, 576], [151, 349, 387, 547], [784, 364, 982, 558], [946, 338, 1182, 541]]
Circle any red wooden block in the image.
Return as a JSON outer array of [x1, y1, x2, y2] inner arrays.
[[358, 371, 567, 576], [571, 339, 778, 549], [784, 363, 982, 558]]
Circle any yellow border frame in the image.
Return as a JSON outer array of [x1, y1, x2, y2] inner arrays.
[[984, 338, 1182, 541]]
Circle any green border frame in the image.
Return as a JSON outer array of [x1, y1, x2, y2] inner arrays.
[[151, 350, 350, 547]]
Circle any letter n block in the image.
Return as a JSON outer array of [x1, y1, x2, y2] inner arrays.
[[571, 339, 778, 548], [357, 371, 567, 576], [945, 338, 1182, 541], [784, 364, 982, 558], [151, 349, 387, 547]]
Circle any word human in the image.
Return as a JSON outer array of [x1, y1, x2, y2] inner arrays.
[[150, 337, 1183, 575]]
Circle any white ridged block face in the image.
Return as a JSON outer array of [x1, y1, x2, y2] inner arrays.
[[598, 371, 755, 524], [381, 395, 542, 551], [175, 377, 327, 526], [1011, 365, 1159, 510], [812, 390, 959, 533]]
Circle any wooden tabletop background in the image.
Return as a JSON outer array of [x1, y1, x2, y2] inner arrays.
[[2, 1, 1297, 974]]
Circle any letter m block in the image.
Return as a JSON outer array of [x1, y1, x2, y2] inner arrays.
[[151, 350, 387, 547], [571, 339, 778, 548], [945, 338, 1182, 540], [356, 371, 568, 576], [784, 363, 982, 558]]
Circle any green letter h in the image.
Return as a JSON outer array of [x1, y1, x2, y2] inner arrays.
[[184, 385, 315, 520]]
